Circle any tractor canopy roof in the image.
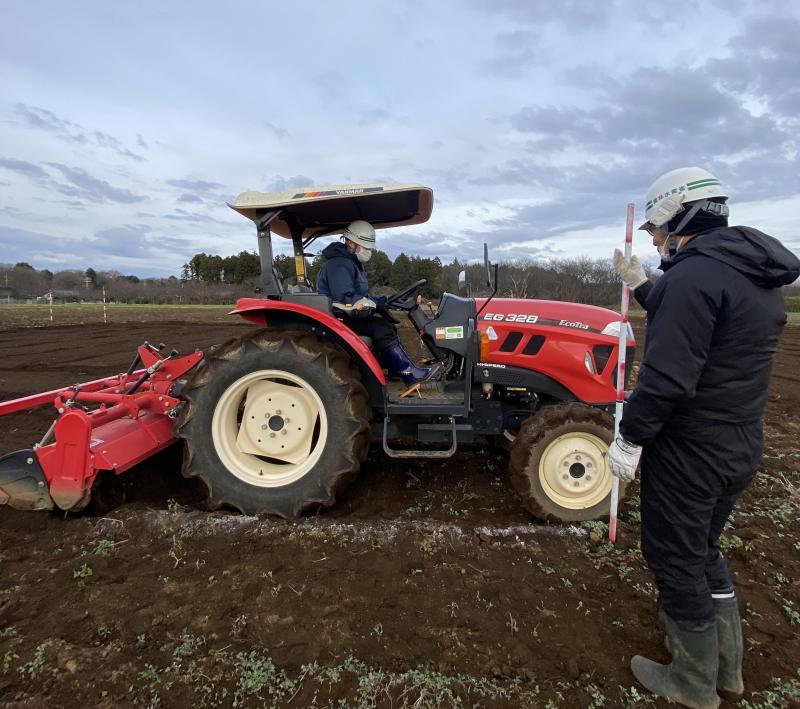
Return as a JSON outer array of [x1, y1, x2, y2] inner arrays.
[[228, 183, 433, 239]]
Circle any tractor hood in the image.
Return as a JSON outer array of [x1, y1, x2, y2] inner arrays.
[[475, 298, 628, 337], [228, 183, 433, 239]]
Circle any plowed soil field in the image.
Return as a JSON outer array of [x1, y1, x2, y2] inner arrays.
[[1, 308, 798, 708]]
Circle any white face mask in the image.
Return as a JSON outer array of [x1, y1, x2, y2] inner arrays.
[[356, 247, 372, 263]]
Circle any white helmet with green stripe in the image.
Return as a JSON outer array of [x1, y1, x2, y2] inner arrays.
[[640, 167, 728, 231]]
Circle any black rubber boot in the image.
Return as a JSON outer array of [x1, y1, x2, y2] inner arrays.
[[383, 342, 437, 386], [715, 598, 744, 701], [631, 617, 720, 709]]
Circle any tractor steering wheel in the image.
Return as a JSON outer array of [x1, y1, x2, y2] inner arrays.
[[386, 278, 427, 310]]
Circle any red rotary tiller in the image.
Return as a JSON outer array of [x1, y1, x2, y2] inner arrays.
[[0, 344, 203, 511]]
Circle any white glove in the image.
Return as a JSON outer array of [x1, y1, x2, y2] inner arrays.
[[649, 193, 685, 227], [353, 297, 376, 311], [607, 436, 641, 483], [613, 249, 648, 290]]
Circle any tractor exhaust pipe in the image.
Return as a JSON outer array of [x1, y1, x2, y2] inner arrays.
[[0, 449, 54, 511]]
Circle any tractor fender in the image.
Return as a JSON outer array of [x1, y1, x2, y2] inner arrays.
[[230, 298, 386, 386]]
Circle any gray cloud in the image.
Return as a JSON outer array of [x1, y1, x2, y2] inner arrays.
[[473, 0, 614, 26], [178, 193, 204, 204], [47, 163, 147, 203], [0, 223, 198, 276], [480, 30, 542, 78], [311, 71, 349, 101], [705, 16, 800, 117], [358, 107, 391, 127], [92, 130, 145, 161], [166, 178, 225, 193], [163, 208, 216, 223], [264, 121, 289, 140], [496, 24, 800, 213], [91, 225, 153, 258], [264, 175, 316, 192], [0, 225, 62, 264], [0, 158, 49, 180], [15, 103, 79, 135], [15, 103, 144, 161]]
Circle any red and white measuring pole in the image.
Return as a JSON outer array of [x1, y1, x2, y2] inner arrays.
[[609, 202, 635, 543], [48, 290, 53, 323]]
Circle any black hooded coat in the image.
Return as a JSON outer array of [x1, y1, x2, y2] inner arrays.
[[621, 226, 799, 443]]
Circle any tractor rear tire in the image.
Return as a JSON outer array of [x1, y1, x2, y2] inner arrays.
[[509, 402, 625, 522], [176, 330, 371, 517]]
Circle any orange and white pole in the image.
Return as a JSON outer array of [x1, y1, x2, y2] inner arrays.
[[102, 286, 107, 324], [48, 290, 53, 323], [609, 203, 635, 543]]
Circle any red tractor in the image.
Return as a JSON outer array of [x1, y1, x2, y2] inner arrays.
[[0, 184, 634, 522]]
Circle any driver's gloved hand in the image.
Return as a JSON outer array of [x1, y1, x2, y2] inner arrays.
[[370, 294, 388, 308]]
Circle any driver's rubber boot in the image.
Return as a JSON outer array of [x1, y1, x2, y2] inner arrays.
[[631, 617, 720, 709], [383, 342, 438, 386], [714, 597, 744, 701]]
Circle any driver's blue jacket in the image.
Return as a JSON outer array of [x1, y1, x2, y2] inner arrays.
[[317, 242, 386, 306]]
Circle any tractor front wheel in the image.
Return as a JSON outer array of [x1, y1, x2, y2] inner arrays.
[[176, 330, 370, 517], [509, 403, 624, 522]]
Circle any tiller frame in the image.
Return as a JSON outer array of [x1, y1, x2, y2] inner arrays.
[[0, 344, 203, 512]]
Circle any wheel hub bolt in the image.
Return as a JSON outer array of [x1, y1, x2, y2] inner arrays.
[[281, 429, 287, 435], [261, 424, 268, 430], [270, 432, 276, 438], [276, 409, 282, 415]]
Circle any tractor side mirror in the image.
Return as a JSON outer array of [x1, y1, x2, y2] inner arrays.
[[483, 243, 493, 289]]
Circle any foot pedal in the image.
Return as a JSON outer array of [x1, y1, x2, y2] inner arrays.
[[398, 361, 445, 398], [382, 417, 457, 459]]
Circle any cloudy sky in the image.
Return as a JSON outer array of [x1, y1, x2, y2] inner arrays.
[[1, 0, 798, 277]]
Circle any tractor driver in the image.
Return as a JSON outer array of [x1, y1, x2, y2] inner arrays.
[[607, 167, 800, 708], [317, 220, 437, 386]]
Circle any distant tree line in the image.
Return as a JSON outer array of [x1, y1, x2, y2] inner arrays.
[[4, 254, 799, 309]]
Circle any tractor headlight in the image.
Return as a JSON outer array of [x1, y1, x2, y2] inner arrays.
[[601, 321, 635, 340], [584, 351, 595, 375]]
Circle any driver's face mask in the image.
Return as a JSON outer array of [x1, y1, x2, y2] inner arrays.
[[356, 246, 373, 263]]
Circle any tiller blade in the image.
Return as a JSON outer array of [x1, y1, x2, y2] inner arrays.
[[0, 449, 54, 511]]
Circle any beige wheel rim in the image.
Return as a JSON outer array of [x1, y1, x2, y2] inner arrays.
[[538, 431, 611, 510], [211, 369, 328, 488]]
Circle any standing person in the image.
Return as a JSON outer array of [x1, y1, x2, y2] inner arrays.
[[317, 220, 437, 385], [607, 167, 800, 709]]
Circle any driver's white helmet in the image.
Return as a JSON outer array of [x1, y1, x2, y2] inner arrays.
[[639, 167, 727, 230], [343, 220, 376, 250]]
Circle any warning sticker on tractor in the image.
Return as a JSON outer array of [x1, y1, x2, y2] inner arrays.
[[435, 326, 464, 340]]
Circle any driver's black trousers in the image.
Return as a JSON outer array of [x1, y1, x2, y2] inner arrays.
[[345, 315, 399, 353], [640, 420, 761, 628]]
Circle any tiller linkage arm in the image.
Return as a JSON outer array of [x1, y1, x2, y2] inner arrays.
[[0, 344, 203, 512]]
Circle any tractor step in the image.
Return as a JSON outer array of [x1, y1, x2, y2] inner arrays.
[[0, 449, 54, 511], [382, 417, 458, 459]]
